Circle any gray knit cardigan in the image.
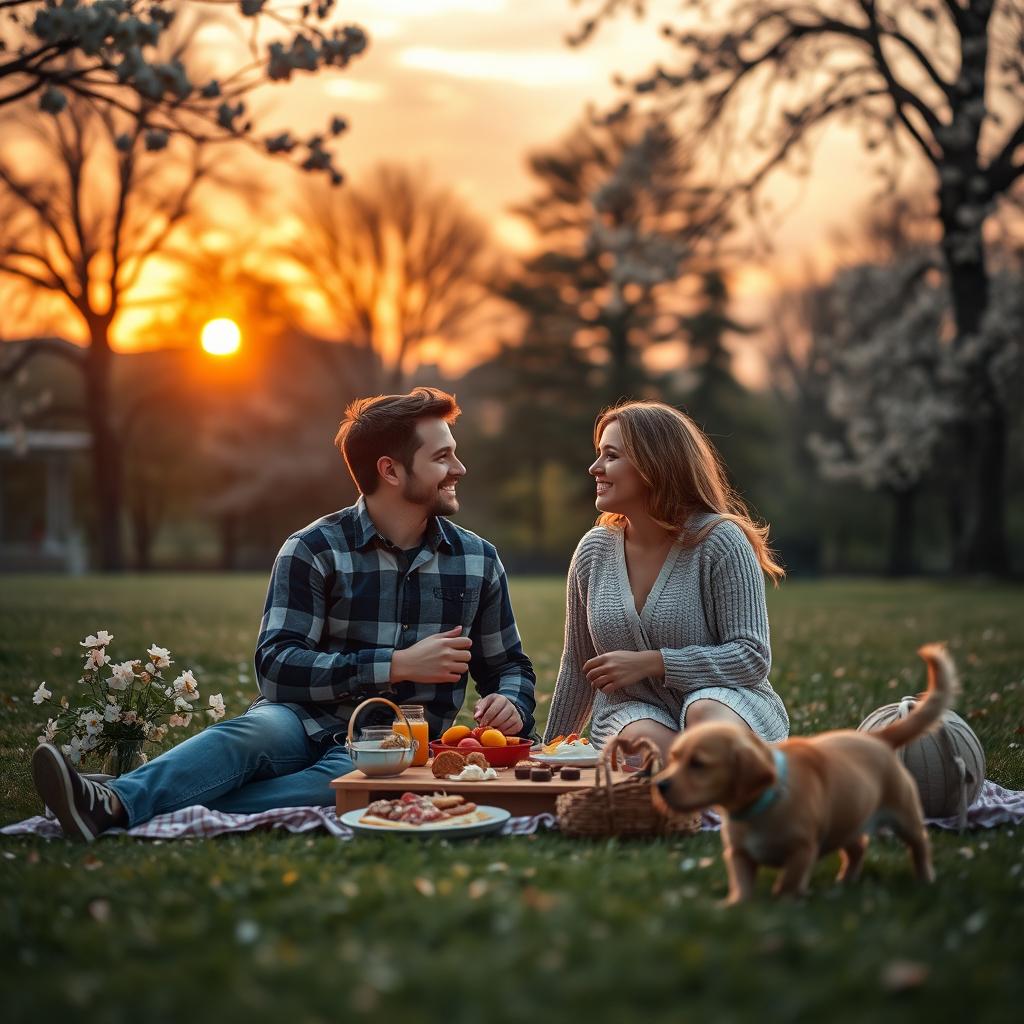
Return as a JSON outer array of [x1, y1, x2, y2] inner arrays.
[[542, 517, 790, 746]]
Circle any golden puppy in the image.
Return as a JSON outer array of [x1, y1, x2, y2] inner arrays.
[[653, 644, 956, 903]]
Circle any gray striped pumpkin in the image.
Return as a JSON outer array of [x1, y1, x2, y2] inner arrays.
[[857, 695, 986, 821]]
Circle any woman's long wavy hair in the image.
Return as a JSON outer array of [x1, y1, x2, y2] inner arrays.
[[594, 401, 785, 585]]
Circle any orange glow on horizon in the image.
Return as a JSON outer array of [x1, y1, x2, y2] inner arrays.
[[200, 319, 242, 356]]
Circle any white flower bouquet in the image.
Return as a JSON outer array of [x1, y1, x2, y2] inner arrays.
[[33, 630, 226, 775]]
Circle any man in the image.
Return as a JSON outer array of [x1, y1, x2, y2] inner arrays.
[[31, 387, 537, 840]]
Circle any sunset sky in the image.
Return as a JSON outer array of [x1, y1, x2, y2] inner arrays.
[[7, 0, 899, 386], [269, 0, 878, 262], [192, 0, 887, 384]]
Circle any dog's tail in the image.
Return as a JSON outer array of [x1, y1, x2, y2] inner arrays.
[[873, 643, 958, 749]]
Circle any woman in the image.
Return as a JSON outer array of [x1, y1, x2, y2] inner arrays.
[[543, 401, 789, 756]]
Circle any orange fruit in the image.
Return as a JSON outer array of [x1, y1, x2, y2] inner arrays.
[[480, 728, 507, 748], [441, 724, 472, 745]]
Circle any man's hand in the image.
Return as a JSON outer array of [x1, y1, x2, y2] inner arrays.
[[583, 650, 664, 695], [473, 693, 524, 735], [390, 626, 472, 684]]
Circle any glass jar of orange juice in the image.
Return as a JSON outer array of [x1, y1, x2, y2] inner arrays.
[[393, 705, 430, 767]]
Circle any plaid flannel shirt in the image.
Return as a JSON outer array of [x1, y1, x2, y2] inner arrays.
[[253, 497, 537, 743]]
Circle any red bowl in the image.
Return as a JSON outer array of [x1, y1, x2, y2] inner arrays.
[[428, 738, 533, 768]]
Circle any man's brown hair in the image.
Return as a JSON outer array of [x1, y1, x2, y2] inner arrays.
[[334, 387, 461, 494]]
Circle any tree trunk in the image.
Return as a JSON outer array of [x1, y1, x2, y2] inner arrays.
[[220, 513, 239, 571], [528, 455, 545, 554], [131, 493, 153, 571], [605, 310, 632, 402], [939, 201, 1008, 575], [887, 487, 916, 577], [958, 407, 1008, 574], [84, 321, 124, 572]]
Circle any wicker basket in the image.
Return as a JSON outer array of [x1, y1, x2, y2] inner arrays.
[[555, 736, 701, 839]]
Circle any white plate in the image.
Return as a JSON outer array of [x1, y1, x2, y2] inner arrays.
[[530, 748, 600, 767], [340, 804, 511, 838]]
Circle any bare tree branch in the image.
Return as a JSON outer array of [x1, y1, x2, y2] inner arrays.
[[986, 118, 1024, 195], [286, 164, 494, 388]]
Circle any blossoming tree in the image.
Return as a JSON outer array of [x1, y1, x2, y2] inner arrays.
[[807, 253, 956, 573], [575, 0, 1024, 573], [0, 0, 366, 178]]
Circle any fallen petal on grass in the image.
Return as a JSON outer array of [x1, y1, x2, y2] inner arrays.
[[881, 960, 930, 992]]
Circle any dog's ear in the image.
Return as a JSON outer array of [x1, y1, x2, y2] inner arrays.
[[729, 736, 776, 809]]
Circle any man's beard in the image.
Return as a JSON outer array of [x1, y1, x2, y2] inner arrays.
[[402, 475, 459, 517]]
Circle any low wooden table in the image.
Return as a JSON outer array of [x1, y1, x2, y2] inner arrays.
[[330, 763, 626, 817]]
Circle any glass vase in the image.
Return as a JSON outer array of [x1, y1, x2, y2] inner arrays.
[[102, 743, 146, 777]]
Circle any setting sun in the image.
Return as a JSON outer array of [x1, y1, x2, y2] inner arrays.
[[200, 318, 241, 356]]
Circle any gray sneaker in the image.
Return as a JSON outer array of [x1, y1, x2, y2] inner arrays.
[[31, 743, 125, 841]]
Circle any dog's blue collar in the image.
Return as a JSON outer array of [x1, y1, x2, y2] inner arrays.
[[731, 748, 788, 821]]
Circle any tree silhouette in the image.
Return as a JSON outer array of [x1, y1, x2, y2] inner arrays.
[[511, 114, 730, 401], [286, 165, 494, 392], [0, 80, 223, 569], [576, 0, 1024, 573]]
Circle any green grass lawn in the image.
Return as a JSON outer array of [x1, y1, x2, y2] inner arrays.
[[1, 575, 1022, 1023]]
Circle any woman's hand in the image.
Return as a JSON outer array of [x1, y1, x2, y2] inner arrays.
[[583, 650, 664, 694]]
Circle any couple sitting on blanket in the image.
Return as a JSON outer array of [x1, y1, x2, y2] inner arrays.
[[32, 387, 790, 841]]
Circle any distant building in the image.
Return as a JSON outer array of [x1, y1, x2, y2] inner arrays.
[[0, 430, 89, 573]]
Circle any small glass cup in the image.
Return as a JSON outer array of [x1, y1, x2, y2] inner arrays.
[[358, 727, 395, 746]]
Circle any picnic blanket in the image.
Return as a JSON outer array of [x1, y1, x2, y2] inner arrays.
[[3, 780, 1022, 841]]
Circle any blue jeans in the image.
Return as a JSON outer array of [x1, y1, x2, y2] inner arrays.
[[107, 703, 354, 826]]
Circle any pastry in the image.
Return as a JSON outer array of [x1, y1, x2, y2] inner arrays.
[[431, 750, 466, 778], [466, 752, 490, 771]]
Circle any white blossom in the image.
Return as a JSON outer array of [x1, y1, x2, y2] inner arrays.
[[809, 252, 959, 493], [79, 710, 104, 736], [85, 649, 111, 671], [147, 646, 172, 670], [80, 631, 114, 649], [104, 702, 121, 723], [108, 662, 135, 691], [32, 682, 52, 705], [173, 670, 200, 700], [207, 693, 226, 720], [37, 718, 58, 744]]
